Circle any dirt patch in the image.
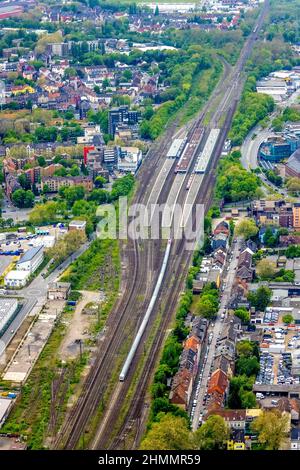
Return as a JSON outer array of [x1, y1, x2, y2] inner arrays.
[[59, 290, 105, 361]]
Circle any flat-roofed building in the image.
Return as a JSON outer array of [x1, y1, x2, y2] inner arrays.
[[0, 298, 18, 335], [4, 270, 30, 288], [0, 397, 14, 428], [47, 281, 71, 300], [16, 245, 44, 274], [117, 146, 142, 173], [68, 220, 86, 232], [293, 204, 300, 230]]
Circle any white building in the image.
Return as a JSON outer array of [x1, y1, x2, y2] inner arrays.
[[0, 297, 18, 335], [69, 220, 86, 232], [16, 245, 44, 274], [118, 146, 142, 173], [256, 79, 288, 100], [5, 270, 30, 288], [0, 397, 14, 428]]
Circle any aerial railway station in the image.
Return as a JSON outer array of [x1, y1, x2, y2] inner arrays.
[[174, 125, 204, 173], [194, 128, 220, 174], [166, 138, 186, 159]]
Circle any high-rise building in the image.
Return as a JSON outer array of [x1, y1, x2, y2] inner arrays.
[[108, 106, 141, 137]]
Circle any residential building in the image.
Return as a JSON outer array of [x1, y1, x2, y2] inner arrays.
[[293, 204, 300, 230], [170, 317, 208, 410], [108, 105, 141, 136], [213, 220, 230, 237], [212, 233, 228, 251], [41, 176, 93, 192], [117, 146, 142, 173], [205, 409, 246, 430]]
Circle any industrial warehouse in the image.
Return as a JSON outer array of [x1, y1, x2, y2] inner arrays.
[[0, 298, 18, 336]]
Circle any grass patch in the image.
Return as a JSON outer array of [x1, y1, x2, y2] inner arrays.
[[1, 307, 88, 449], [61, 238, 120, 293]]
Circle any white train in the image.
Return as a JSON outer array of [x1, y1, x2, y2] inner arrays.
[[119, 239, 172, 381]]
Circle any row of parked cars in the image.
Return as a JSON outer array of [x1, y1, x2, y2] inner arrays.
[[190, 344, 211, 424], [277, 352, 299, 385], [256, 352, 274, 385]]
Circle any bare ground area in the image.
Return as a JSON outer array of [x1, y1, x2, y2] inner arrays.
[[59, 290, 105, 361]]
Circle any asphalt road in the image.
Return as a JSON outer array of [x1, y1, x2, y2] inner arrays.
[[1, 198, 31, 222], [192, 238, 242, 431], [241, 126, 273, 171]]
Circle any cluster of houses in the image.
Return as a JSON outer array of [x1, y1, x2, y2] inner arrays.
[[251, 199, 300, 231], [193, 220, 231, 293], [170, 317, 208, 410], [0, 54, 161, 115], [37, 0, 253, 34], [206, 316, 242, 412], [2, 108, 145, 199]]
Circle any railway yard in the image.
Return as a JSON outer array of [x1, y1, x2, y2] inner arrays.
[[48, 0, 271, 451]]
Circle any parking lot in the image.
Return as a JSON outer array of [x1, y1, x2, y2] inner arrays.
[[0, 256, 14, 275], [0, 224, 67, 278], [256, 327, 300, 388]]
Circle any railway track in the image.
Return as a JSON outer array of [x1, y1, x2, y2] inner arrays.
[[105, 103, 237, 450], [54, 2, 269, 449], [53, 127, 176, 449], [91, 1, 270, 449]]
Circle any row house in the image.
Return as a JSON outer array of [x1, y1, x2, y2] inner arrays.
[[206, 317, 241, 413], [170, 317, 208, 410], [236, 248, 254, 283]]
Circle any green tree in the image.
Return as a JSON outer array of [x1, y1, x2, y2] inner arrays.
[[12, 189, 34, 208], [236, 355, 260, 376], [193, 415, 229, 450], [228, 375, 255, 408], [234, 308, 250, 323], [263, 227, 278, 247], [29, 201, 58, 225], [248, 286, 272, 312], [59, 185, 86, 207], [235, 218, 258, 240], [197, 296, 217, 319], [236, 340, 258, 358], [37, 155, 46, 167], [282, 314, 294, 325], [140, 414, 192, 450], [94, 176, 107, 188], [256, 258, 276, 279], [18, 173, 31, 190], [251, 410, 289, 450], [240, 390, 257, 408]]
